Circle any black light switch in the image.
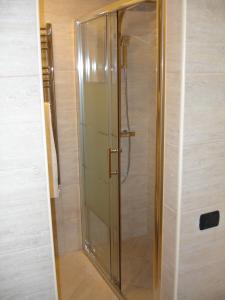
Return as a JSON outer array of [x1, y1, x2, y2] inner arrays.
[[199, 211, 220, 230]]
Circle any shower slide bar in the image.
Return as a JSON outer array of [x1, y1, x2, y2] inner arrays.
[[40, 23, 61, 187]]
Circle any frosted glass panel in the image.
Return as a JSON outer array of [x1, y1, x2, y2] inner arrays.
[[81, 15, 111, 274], [83, 82, 108, 132], [79, 13, 120, 282]]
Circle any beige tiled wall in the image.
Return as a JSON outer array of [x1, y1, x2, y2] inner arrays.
[[178, 1, 225, 299], [162, 0, 225, 299], [44, 0, 115, 255], [0, 0, 57, 299]]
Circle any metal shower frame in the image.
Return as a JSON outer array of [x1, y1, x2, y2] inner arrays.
[[75, 0, 166, 298]]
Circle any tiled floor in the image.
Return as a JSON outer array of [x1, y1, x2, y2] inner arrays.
[[56, 251, 118, 300], [56, 236, 153, 300], [121, 235, 153, 300]]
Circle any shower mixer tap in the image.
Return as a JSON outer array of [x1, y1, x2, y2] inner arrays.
[[120, 129, 135, 137]]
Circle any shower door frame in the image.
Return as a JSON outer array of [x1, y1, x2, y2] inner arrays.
[[76, 0, 166, 298]]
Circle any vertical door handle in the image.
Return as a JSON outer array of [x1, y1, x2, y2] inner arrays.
[[108, 148, 120, 178]]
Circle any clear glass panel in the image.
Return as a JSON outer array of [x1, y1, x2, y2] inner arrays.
[[119, 2, 157, 300], [79, 13, 120, 283]]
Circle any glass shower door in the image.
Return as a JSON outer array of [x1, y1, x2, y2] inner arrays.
[[78, 14, 120, 284], [118, 2, 157, 300]]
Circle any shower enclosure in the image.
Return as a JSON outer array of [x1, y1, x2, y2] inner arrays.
[[76, 0, 165, 299]]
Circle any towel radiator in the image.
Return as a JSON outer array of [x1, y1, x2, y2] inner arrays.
[[40, 23, 61, 186]]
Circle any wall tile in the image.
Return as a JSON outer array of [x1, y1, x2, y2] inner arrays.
[[165, 72, 183, 147], [184, 74, 225, 145], [162, 206, 178, 269], [45, 0, 114, 30], [0, 0, 57, 297], [164, 143, 180, 211], [186, 0, 225, 74], [59, 149, 79, 186], [0, 246, 55, 300], [166, 0, 185, 73], [52, 30, 75, 72], [63, 218, 82, 252], [187, 0, 225, 44], [54, 220, 66, 256], [62, 183, 81, 220], [0, 122, 46, 171], [186, 43, 225, 74], [54, 71, 76, 110], [0, 0, 39, 77], [0, 76, 42, 124], [178, 259, 225, 300], [0, 166, 47, 197], [182, 142, 225, 212], [57, 108, 78, 153], [0, 197, 50, 257], [177, 2, 225, 299], [161, 262, 176, 300]]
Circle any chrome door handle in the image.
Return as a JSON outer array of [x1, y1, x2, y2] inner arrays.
[[108, 148, 120, 178]]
